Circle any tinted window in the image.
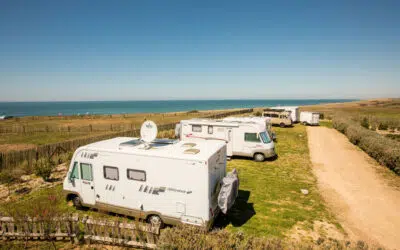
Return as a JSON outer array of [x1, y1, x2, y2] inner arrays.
[[271, 114, 279, 118], [104, 166, 119, 181], [127, 169, 146, 181], [192, 125, 202, 132], [244, 133, 260, 142], [208, 126, 213, 134], [80, 163, 93, 181], [70, 162, 79, 179]]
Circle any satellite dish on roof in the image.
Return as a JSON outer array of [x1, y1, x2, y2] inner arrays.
[[140, 120, 158, 143]]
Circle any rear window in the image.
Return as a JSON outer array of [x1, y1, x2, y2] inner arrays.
[[104, 166, 119, 181], [127, 169, 146, 181]]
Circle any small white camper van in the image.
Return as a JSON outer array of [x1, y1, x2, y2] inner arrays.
[[63, 121, 235, 229], [300, 112, 320, 125], [178, 119, 276, 161], [271, 106, 299, 123]]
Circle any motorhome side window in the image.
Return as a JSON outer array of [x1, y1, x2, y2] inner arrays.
[[208, 125, 213, 134], [80, 163, 93, 181], [70, 162, 79, 179], [127, 169, 146, 182], [271, 114, 279, 118], [244, 133, 260, 143], [192, 125, 202, 132], [103, 166, 119, 181]]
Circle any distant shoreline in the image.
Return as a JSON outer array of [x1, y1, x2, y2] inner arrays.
[[0, 99, 358, 118]]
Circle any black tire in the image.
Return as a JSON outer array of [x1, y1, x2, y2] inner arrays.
[[147, 215, 164, 228], [279, 123, 285, 128], [72, 196, 83, 210], [254, 153, 265, 162]]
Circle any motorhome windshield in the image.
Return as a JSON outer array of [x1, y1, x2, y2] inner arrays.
[[259, 132, 271, 144]]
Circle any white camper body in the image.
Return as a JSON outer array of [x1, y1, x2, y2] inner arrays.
[[179, 119, 276, 161], [300, 112, 320, 125], [222, 116, 276, 141], [222, 116, 272, 130], [271, 106, 299, 122], [63, 137, 227, 228]]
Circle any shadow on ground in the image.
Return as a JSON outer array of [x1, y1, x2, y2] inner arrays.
[[213, 190, 255, 229]]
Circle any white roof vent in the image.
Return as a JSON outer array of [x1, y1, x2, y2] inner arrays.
[[182, 142, 196, 148], [184, 148, 200, 155]]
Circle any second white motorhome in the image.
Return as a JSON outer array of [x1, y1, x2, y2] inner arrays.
[[300, 112, 320, 125], [63, 121, 238, 229], [271, 106, 299, 122], [178, 119, 276, 161], [222, 116, 276, 141]]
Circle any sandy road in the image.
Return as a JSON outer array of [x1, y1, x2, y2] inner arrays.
[[307, 126, 400, 249]]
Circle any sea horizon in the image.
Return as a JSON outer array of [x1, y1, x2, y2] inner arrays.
[[0, 99, 358, 117]]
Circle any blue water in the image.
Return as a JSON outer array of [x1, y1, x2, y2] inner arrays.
[[0, 99, 356, 117]]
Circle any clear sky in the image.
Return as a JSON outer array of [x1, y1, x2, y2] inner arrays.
[[0, 0, 399, 101]]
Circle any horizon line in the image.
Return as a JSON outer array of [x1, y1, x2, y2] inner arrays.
[[0, 98, 362, 103]]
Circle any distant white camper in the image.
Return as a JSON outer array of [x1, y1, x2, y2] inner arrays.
[[271, 106, 299, 122], [178, 119, 276, 161], [63, 121, 237, 229], [300, 112, 320, 125]]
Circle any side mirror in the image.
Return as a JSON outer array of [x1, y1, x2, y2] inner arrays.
[[68, 172, 75, 184]]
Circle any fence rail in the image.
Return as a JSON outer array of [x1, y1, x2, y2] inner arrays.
[[0, 109, 253, 170], [0, 215, 160, 248]]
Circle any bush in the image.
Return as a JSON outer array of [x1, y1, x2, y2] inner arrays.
[[378, 122, 389, 130], [158, 225, 369, 250], [360, 117, 369, 129], [34, 158, 54, 181], [333, 116, 400, 175], [254, 111, 262, 116]]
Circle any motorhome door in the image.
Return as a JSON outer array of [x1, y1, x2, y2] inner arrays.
[[80, 163, 96, 205], [226, 129, 233, 156]]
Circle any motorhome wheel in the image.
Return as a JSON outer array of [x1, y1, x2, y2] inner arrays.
[[148, 215, 164, 228], [303, 122, 307, 126], [72, 196, 83, 209], [279, 122, 285, 128], [254, 153, 265, 162]]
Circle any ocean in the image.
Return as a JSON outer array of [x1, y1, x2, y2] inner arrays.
[[0, 99, 355, 117]]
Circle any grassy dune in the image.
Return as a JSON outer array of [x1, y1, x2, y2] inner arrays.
[[0, 109, 230, 151]]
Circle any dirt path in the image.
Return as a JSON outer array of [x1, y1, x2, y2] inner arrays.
[[307, 126, 400, 250]]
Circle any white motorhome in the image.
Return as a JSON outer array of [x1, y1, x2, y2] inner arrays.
[[300, 112, 320, 125], [271, 106, 299, 123], [178, 119, 276, 161], [222, 116, 276, 141], [63, 121, 233, 229]]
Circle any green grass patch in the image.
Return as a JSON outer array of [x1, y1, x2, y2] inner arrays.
[[319, 120, 333, 128], [224, 125, 336, 237]]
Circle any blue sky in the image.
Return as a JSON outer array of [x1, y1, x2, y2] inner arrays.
[[0, 0, 399, 101]]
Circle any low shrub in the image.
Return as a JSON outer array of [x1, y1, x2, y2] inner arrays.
[[254, 111, 262, 116], [378, 122, 389, 130], [158, 225, 369, 250], [34, 158, 55, 181], [360, 117, 369, 129], [333, 116, 400, 175]]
